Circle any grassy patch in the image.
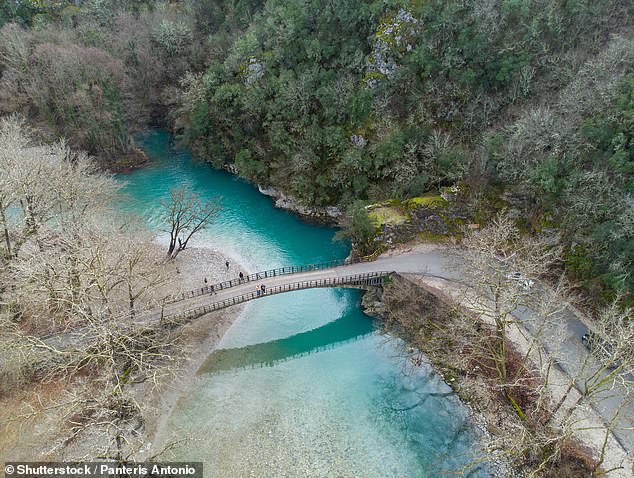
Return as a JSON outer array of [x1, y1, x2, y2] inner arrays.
[[406, 193, 448, 209], [418, 231, 448, 242], [368, 206, 408, 228]]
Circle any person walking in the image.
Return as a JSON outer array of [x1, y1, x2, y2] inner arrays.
[[261, 284, 266, 294], [210, 284, 215, 295], [239, 271, 244, 281], [225, 260, 230, 271], [256, 286, 261, 297]]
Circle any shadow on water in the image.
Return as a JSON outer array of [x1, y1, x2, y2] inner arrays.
[[198, 309, 376, 375]]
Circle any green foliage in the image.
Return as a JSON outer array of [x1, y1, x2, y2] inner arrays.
[[582, 75, 634, 192], [79, 0, 157, 26], [334, 200, 377, 255], [151, 19, 193, 57], [235, 148, 265, 179], [349, 89, 373, 129], [396, 172, 429, 198], [527, 155, 560, 196], [374, 130, 406, 171], [0, 0, 39, 27], [177, 0, 380, 205], [436, 146, 468, 183], [563, 245, 594, 282]]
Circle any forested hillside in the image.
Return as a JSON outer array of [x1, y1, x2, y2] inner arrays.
[[0, 0, 199, 165], [1, 0, 633, 302]]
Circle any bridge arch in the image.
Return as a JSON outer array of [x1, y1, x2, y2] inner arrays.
[[162, 271, 390, 325]]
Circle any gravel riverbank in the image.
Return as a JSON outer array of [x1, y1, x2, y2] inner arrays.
[[0, 242, 252, 463], [138, 245, 252, 458]]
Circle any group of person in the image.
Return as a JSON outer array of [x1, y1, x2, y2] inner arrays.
[[203, 261, 268, 297]]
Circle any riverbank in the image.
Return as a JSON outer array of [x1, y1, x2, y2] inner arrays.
[[0, 243, 251, 463], [136, 245, 252, 458], [374, 262, 632, 477], [256, 184, 343, 224]]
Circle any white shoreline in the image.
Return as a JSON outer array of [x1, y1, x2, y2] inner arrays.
[[138, 244, 252, 458]]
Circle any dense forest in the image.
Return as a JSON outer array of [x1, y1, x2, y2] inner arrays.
[[1, 0, 633, 303]]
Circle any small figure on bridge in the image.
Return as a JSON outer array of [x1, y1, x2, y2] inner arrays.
[[239, 271, 244, 281], [260, 284, 266, 294], [256, 286, 261, 296], [210, 284, 215, 295], [204, 277, 208, 284], [225, 260, 230, 270]]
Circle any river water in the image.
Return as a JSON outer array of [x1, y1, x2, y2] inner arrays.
[[119, 130, 489, 477]]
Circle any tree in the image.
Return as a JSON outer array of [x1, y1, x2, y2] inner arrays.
[[334, 200, 377, 256], [546, 300, 633, 465], [160, 185, 222, 259], [0, 115, 23, 256], [116, 228, 168, 316], [151, 19, 193, 58], [456, 212, 562, 418]]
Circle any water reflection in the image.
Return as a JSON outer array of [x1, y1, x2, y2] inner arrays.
[[198, 307, 375, 374]]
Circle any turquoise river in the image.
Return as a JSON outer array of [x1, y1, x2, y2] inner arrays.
[[118, 130, 489, 477]]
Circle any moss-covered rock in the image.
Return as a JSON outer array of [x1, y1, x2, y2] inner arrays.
[[406, 193, 449, 209], [240, 57, 265, 85], [365, 7, 420, 86], [367, 205, 408, 228], [363, 185, 471, 247]]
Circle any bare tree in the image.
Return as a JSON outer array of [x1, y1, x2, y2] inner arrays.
[[452, 212, 633, 474], [0, 120, 183, 460], [0, 116, 22, 256], [456, 212, 562, 418], [15, 308, 181, 460], [160, 185, 221, 259], [116, 229, 168, 316]]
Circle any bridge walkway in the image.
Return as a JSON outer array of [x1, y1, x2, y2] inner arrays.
[[139, 248, 452, 324]]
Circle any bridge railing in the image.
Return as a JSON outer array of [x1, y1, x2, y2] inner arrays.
[[167, 254, 379, 304], [162, 271, 390, 325], [41, 272, 389, 343]]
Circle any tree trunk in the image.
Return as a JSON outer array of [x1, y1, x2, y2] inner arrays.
[[69, 254, 81, 306], [22, 195, 37, 234], [167, 234, 176, 256], [546, 379, 576, 424], [128, 283, 135, 317], [0, 206, 11, 257]]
